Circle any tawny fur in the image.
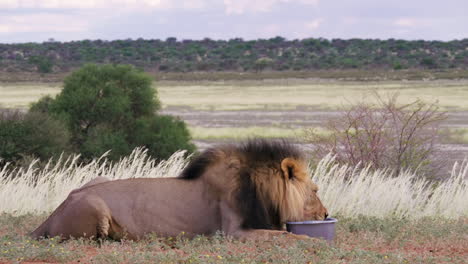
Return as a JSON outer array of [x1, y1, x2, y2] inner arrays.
[[30, 139, 328, 241]]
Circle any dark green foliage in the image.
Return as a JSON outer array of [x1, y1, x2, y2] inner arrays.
[[392, 61, 406, 70], [131, 115, 195, 159], [50, 64, 158, 146], [254, 57, 273, 72], [30, 64, 194, 161], [1, 38, 467, 73], [0, 110, 70, 167], [420, 57, 438, 69], [29, 95, 54, 114], [28, 56, 53, 73], [81, 125, 130, 161]]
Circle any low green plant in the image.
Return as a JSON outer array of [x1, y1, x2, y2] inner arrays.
[[0, 110, 70, 167]]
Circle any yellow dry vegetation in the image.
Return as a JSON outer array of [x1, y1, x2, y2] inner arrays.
[[2, 80, 468, 110]]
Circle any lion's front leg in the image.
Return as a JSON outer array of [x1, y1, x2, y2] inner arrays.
[[219, 201, 311, 241]]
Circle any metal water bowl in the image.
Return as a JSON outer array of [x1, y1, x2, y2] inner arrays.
[[287, 218, 338, 241]]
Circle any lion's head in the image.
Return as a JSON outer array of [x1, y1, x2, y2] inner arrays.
[[180, 138, 328, 231]]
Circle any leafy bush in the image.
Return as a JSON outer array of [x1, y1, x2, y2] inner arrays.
[[28, 56, 53, 74], [30, 64, 194, 161], [0, 110, 70, 167], [29, 95, 54, 114], [305, 93, 447, 178], [81, 125, 130, 161], [131, 115, 195, 159]]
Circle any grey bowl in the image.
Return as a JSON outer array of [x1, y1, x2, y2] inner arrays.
[[286, 218, 338, 241]]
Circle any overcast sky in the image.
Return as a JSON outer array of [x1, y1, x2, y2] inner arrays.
[[0, 0, 467, 43]]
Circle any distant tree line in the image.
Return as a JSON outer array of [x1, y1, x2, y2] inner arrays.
[[0, 37, 467, 73]]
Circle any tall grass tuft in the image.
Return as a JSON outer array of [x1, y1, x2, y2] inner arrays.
[[312, 155, 468, 219], [0, 150, 467, 219], [0, 148, 188, 215]]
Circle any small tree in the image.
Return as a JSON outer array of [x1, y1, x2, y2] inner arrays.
[[31, 64, 194, 161], [49, 64, 158, 146], [254, 57, 273, 72], [305, 93, 447, 178], [29, 56, 53, 74]]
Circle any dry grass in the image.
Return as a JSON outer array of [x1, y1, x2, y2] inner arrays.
[[0, 83, 61, 109], [158, 80, 468, 111], [3, 69, 468, 82], [0, 149, 188, 215], [0, 149, 467, 263], [440, 128, 468, 144], [189, 126, 308, 140], [2, 80, 468, 110], [312, 155, 468, 219], [1, 149, 466, 219]]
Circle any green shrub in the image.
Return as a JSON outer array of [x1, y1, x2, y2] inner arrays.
[[50, 64, 158, 143], [29, 95, 54, 114], [132, 115, 196, 160], [30, 64, 194, 161], [0, 110, 70, 167], [81, 125, 130, 161], [28, 56, 53, 74]]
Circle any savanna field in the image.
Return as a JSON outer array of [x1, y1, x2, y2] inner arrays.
[[1, 77, 467, 263]]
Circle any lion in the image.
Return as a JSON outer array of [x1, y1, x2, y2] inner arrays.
[[80, 176, 110, 188], [30, 139, 328, 241]]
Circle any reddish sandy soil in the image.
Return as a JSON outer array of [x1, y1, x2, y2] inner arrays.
[[2, 235, 465, 264]]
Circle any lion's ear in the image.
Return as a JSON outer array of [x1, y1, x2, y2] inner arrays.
[[281, 158, 298, 180]]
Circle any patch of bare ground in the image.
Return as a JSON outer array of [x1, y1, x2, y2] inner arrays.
[[162, 108, 468, 170], [162, 108, 468, 129]]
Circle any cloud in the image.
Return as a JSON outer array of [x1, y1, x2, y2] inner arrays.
[[305, 18, 323, 30], [262, 24, 282, 37], [394, 18, 416, 27], [223, 0, 319, 15], [0, 13, 88, 33], [393, 17, 434, 30], [1, 0, 467, 42], [0, 0, 205, 10]]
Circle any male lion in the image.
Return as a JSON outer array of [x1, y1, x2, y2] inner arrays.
[[31, 139, 328, 241]]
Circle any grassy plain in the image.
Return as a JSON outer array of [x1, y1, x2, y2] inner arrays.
[[3, 80, 468, 141], [0, 83, 61, 109], [2, 80, 468, 111], [159, 79, 468, 111]]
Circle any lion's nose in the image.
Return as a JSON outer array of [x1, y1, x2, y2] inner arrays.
[[324, 212, 328, 219]]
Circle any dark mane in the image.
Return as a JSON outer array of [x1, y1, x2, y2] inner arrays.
[[237, 138, 303, 169], [179, 138, 303, 181], [236, 168, 282, 229], [236, 139, 304, 229], [178, 148, 218, 180], [180, 138, 305, 230]]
